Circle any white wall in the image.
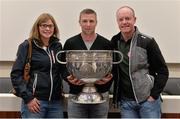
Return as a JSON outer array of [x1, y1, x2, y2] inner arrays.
[[0, 0, 180, 63]]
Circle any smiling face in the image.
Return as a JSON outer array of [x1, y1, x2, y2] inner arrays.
[[116, 7, 136, 36], [39, 19, 54, 41]]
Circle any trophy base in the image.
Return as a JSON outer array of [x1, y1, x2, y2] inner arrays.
[[71, 92, 106, 104], [71, 98, 106, 104]]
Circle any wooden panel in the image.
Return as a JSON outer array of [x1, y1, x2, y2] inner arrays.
[[0, 111, 180, 118], [162, 113, 180, 118], [0, 112, 21, 118]]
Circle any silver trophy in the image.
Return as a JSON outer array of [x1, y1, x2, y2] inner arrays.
[[56, 50, 123, 104]]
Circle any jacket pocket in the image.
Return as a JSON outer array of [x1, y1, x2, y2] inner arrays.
[[146, 74, 154, 88]]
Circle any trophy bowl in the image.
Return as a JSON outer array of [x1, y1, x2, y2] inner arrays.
[[56, 50, 123, 104]]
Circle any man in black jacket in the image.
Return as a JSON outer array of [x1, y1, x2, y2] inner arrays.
[[63, 8, 113, 118], [111, 6, 169, 118]]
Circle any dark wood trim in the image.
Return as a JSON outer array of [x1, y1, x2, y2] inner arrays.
[[0, 111, 21, 118], [162, 113, 180, 118], [0, 111, 180, 118]]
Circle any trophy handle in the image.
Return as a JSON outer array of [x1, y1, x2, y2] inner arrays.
[[112, 50, 123, 64], [56, 51, 67, 64]]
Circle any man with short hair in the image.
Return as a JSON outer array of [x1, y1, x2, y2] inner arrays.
[[63, 8, 113, 118]]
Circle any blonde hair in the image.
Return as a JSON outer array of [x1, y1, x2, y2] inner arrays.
[[29, 13, 59, 46]]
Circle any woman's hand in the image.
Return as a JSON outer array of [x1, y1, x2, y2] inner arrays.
[[95, 73, 113, 85], [67, 75, 85, 85], [27, 98, 40, 113]]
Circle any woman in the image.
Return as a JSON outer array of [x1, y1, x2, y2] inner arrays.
[[11, 13, 65, 118]]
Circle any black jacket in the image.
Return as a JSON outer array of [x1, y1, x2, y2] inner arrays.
[[11, 37, 66, 103], [63, 34, 113, 94], [111, 27, 169, 103]]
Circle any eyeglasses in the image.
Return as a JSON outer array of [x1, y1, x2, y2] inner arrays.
[[39, 24, 54, 29]]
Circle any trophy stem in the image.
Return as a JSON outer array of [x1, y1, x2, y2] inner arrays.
[[82, 83, 96, 93], [73, 82, 106, 104]]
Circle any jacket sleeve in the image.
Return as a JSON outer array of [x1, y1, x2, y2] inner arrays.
[[95, 77, 114, 93], [111, 37, 121, 104], [148, 38, 169, 99], [10, 40, 34, 103], [54, 40, 69, 82]]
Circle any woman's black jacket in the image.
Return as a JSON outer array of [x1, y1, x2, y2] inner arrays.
[[11, 37, 67, 104]]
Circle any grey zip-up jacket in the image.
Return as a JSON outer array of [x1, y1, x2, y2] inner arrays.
[[111, 27, 169, 103]]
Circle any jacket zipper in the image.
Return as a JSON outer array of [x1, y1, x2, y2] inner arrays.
[[128, 35, 139, 103], [46, 48, 53, 101], [34, 40, 54, 101]]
